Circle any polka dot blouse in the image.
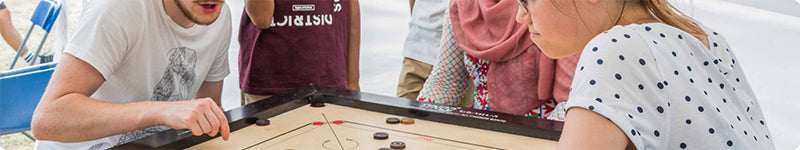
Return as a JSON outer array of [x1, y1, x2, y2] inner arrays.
[[566, 23, 774, 149]]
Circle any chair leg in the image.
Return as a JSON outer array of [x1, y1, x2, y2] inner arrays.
[[22, 131, 35, 141], [9, 23, 35, 70], [31, 32, 50, 64]]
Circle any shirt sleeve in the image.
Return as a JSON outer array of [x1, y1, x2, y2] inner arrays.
[[63, 0, 141, 79], [417, 18, 469, 106], [204, 4, 232, 82], [565, 27, 670, 149], [204, 43, 230, 82]]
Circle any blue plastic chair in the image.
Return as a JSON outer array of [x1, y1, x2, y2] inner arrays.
[[0, 62, 57, 139], [9, 0, 62, 70]]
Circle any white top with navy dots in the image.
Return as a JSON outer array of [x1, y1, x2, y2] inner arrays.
[[566, 23, 774, 149]]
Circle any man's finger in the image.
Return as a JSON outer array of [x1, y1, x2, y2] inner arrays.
[[210, 104, 230, 141], [203, 108, 220, 136], [196, 111, 212, 134], [187, 120, 203, 136]]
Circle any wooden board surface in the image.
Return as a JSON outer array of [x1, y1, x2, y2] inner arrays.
[[190, 104, 557, 150]]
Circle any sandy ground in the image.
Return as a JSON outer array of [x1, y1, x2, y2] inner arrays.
[[2, 0, 799, 150]]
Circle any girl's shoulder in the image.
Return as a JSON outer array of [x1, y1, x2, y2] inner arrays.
[[582, 22, 727, 64], [579, 23, 661, 65]]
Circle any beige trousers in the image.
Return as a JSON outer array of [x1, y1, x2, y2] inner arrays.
[[240, 92, 272, 105], [397, 57, 473, 107], [396, 58, 433, 100]]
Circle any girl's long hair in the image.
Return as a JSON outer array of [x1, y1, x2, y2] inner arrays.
[[644, 0, 707, 41]]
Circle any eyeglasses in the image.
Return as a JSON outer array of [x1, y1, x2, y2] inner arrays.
[[518, 0, 529, 12]]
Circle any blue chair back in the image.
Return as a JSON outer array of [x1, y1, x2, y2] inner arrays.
[[0, 63, 57, 135], [8, 0, 62, 70], [30, 0, 62, 32]]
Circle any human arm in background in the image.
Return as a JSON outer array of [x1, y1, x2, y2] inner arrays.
[[245, 0, 274, 29], [409, 0, 415, 14], [346, 0, 361, 91], [0, 5, 29, 55], [416, 17, 469, 105]]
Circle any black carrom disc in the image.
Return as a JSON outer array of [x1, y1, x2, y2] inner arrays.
[[373, 132, 388, 140]]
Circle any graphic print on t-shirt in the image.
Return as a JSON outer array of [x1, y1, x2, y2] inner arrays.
[[151, 47, 198, 101], [269, 0, 344, 28], [86, 126, 172, 149], [86, 142, 108, 150], [92, 47, 202, 148], [114, 126, 171, 148]]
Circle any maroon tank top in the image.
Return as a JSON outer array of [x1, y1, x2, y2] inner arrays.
[[239, 0, 351, 95]]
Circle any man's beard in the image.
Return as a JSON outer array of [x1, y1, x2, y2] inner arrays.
[[174, 0, 220, 25]]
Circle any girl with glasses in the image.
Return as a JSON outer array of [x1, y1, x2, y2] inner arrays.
[[516, 0, 774, 149]]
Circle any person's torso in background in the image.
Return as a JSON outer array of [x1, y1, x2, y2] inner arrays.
[[239, 0, 351, 95], [402, 0, 449, 65]]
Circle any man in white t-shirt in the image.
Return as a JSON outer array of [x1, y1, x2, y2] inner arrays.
[[31, 0, 232, 149], [397, 0, 449, 100]]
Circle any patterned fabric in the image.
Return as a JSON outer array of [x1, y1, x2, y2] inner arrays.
[[566, 23, 774, 149], [417, 18, 468, 106], [464, 54, 490, 110], [418, 16, 565, 121]]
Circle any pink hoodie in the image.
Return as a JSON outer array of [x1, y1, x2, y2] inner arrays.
[[449, 0, 579, 115]]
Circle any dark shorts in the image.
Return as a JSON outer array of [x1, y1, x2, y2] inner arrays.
[[0, 1, 6, 10]]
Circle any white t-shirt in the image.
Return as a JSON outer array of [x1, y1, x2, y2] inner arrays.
[[35, 0, 231, 149], [566, 23, 774, 149], [402, 0, 449, 65]]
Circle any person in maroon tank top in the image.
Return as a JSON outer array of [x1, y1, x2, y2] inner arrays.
[[239, 0, 360, 104]]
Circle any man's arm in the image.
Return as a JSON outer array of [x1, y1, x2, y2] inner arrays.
[[195, 80, 224, 107], [557, 108, 633, 150], [31, 54, 230, 142], [245, 0, 275, 29], [346, 0, 361, 91], [194, 80, 225, 137], [408, 0, 415, 14], [0, 8, 28, 54]]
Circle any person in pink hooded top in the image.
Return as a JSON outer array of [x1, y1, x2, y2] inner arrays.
[[417, 0, 579, 120]]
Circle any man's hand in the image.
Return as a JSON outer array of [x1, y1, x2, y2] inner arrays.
[[347, 83, 360, 91], [158, 98, 230, 141]]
